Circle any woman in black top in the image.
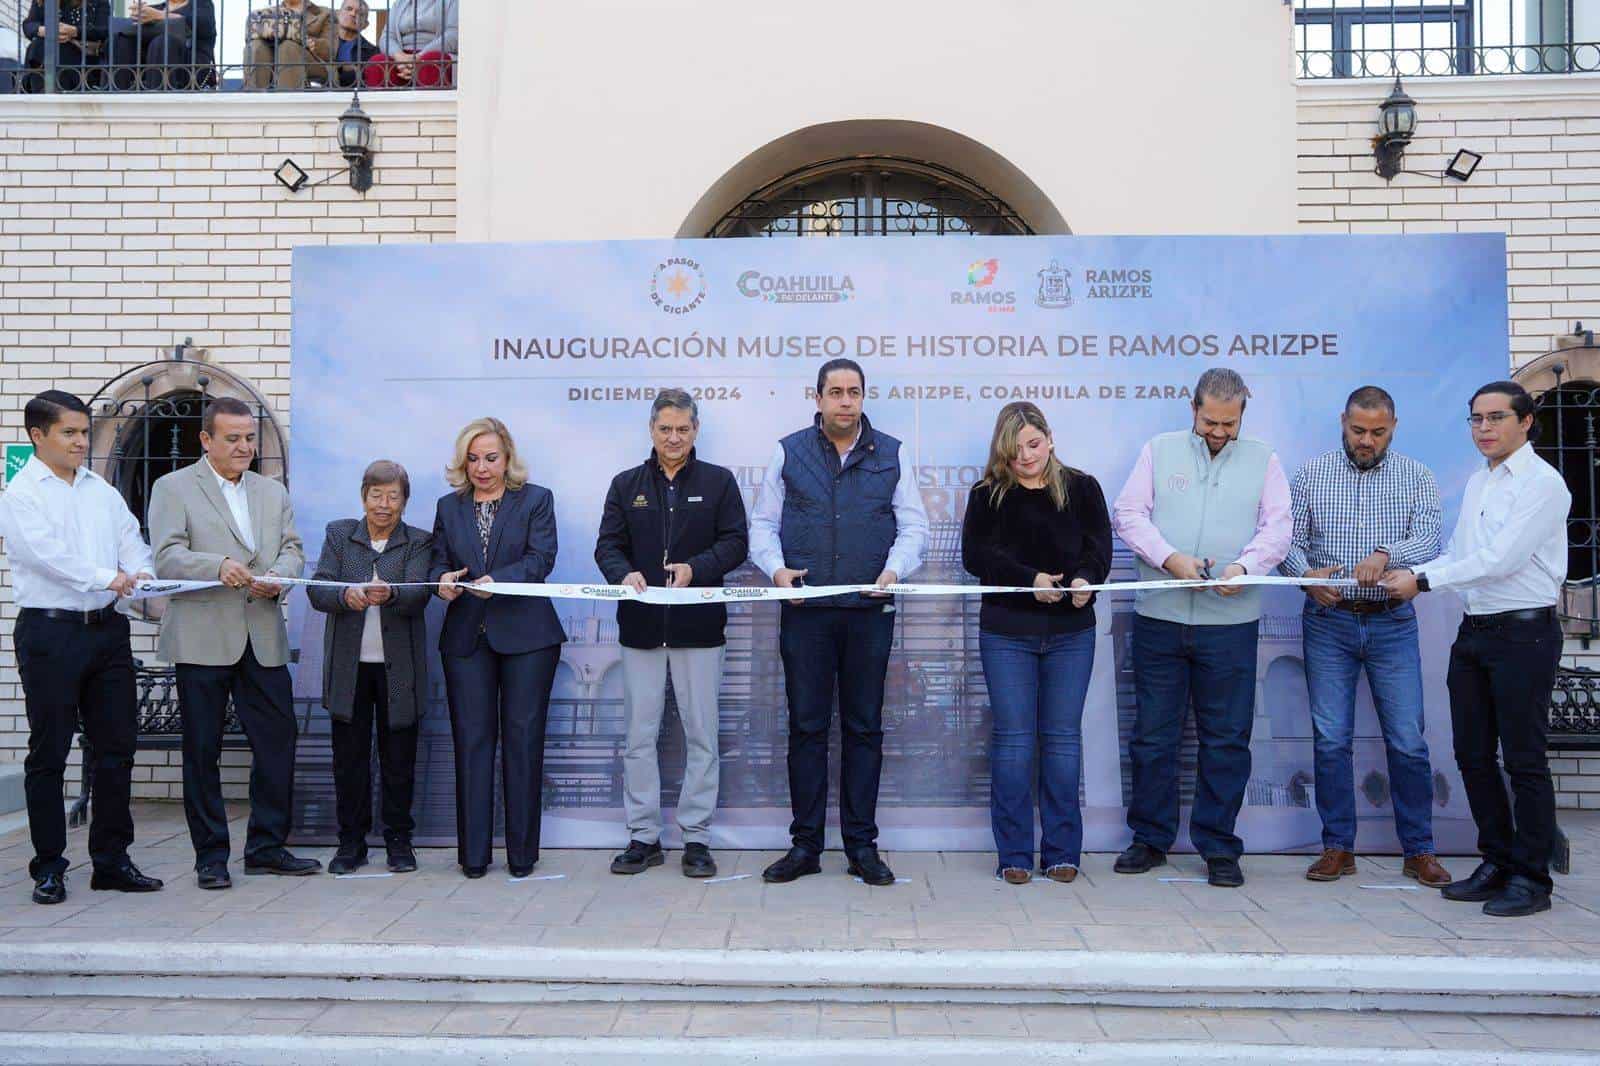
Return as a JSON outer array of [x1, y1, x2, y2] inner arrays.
[[961, 401, 1112, 885]]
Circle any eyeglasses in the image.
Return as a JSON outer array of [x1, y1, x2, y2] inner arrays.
[[1467, 411, 1517, 428]]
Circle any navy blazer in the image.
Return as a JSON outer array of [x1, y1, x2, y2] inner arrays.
[[428, 484, 566, 657]]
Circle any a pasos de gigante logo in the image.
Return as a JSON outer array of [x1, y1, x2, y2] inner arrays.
[[951, 258, 1016, 312], [650, 257, 708, 315], [737, 270, 856, 304]]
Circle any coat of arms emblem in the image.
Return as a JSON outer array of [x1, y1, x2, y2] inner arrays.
[[1036, 260, 1073, 309]]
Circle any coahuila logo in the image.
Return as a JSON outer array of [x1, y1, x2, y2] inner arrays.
[[951, 258, 1016, 312], [649, 257, 707, 315], [737, 270, 855, 304], [582, 585, 630, 599]]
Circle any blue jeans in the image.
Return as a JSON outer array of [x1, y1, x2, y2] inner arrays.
[[1303, 602, 1435, 857], [1127, 615, 1258, 860], [979, 628, 1095, 873]]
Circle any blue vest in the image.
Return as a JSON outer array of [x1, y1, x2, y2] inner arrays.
[[778, 415, 901, 609]]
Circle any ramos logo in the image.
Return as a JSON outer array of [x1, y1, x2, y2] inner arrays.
[[952, 258, 1015, 312], [649, 257, 707, 315]]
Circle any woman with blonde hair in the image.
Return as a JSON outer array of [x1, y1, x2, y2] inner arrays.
[[429, 417, 565, 878], [960, 402, 1112, 885]]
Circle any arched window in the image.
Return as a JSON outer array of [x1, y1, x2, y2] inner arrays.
[[707, 157, 1033, 239], [87, 360, 288, 538]]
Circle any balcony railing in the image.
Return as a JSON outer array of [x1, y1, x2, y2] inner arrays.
[[1296, 0, 1600, 77], [1, 0, 456, 93]]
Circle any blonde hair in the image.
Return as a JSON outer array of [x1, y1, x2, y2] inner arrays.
[[444, 417, 529, 493], [979, 401, 1071, 511]]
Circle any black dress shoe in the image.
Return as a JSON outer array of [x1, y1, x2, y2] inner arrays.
[[1113, 842, 1167, 874], [31, 872, 66, 905], [461, 865, 488, 879], [610, 839, 664, 875], [1441, 860, 1509, 902], [386, 838, 417, 874], [682, 842, 717, 879], [196, 864, 232, 890], [243, 849, 323, 876], [1206, 856, 1245, 888], [846, 847, 896, 887], [328, 844, 368, 876], [508, 862, 536, 878], [762, 846, 822, 884], [90, 860, 163, 893], [1482, 874, 1552, 918]]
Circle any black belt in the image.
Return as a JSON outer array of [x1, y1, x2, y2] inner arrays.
[[20, 605, 119, 625], [1464, 606, 1556, 629], [1333, 598, 1405, 615]]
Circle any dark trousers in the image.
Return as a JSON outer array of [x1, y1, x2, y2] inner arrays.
[[330, 662, 419, 847], [22, 41, 103, 93], [778, 604, 896, 855], [1127, 615, 1260, 860], [111, 22, 199, 90], [1445, 611, 1561, 891], [15, 610, 137, 880], [441, 640, 559, 870], [176, 641, 297, 868]]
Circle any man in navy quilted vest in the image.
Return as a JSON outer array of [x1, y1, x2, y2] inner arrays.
[[750, 358, 929, 887]]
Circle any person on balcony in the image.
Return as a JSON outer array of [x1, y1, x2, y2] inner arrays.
[[364, 0, 456, 89], [593, 390, 749, 880], [961, 402, 1112, 886], [306, 461, 432, 876], [244, 0, 334, 91], [330, 0, 380, 89], [20, 0, 110, 93], [110, 0, 216, 91], [0, 391, 163, 905]]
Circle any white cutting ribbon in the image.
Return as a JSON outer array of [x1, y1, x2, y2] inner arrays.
[[129, 574, 1359, 604]]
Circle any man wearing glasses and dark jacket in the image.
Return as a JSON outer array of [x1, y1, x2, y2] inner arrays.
[[594, 389, 749, 880]]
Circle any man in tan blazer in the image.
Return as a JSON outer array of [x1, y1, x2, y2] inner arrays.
[[148, 396, 321, 888]]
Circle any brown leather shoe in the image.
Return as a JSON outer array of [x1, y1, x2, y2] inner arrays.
[[1305, 848, 1357, 881], [1403, 853, 1452, 888], [999, 867, 1031, 885], [1043, 864, 1078, 884]]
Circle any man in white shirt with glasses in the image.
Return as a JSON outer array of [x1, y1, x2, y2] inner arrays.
[[0, 390, 164, 905], [1384, 380, 1568, 918]]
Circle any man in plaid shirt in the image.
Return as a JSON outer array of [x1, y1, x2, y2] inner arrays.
[[1280, 385, 1452, 888]]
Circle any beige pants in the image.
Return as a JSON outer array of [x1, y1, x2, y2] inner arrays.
[[246, 38, 328, 90]]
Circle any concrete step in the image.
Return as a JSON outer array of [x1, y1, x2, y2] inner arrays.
[[5, 941, 1600, 1017], [0, 995, 1596, 1064], [0, 765, 22, 817]]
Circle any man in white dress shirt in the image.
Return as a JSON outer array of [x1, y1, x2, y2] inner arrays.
[[0, 391, 164, 904], [1383, 381, 1568, 917]]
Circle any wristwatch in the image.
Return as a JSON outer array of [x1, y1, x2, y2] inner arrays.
[[1415, 572, 1431, 593]]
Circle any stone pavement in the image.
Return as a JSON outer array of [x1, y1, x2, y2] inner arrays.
[[2, 803, 1598, 959]]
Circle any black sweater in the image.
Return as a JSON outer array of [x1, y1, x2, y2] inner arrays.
[[960, 474, 1113, 636], [594, 451, 749, 649]]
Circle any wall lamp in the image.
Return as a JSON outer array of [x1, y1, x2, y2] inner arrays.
[[272, 92, 376, 195], [1372, 77, 1483, 184]]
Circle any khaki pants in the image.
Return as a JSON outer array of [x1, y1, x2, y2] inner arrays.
[[621, 646, 724, 846], [246, 38, 327, 90]]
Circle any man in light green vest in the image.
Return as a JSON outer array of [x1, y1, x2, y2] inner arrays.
[[1109, 368, 1293, 888]]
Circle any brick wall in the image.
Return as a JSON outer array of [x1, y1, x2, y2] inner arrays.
[[0, 92, 457, 799], [1297, 74, 1600, 810]]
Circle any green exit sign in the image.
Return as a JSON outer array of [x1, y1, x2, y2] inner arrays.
[[4, 444, 33, 487]]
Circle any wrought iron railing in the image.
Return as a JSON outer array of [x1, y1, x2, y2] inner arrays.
[[1295, 0, 1600, 77], [2, 0, 456, 94]]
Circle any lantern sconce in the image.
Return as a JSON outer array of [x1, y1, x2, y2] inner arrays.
[[272, 92, 376, 195], [1371, 77, 1483, 185]]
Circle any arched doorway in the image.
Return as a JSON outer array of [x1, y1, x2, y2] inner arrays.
[[87, 358, 288, 538], [707, 156, 1033, 239]]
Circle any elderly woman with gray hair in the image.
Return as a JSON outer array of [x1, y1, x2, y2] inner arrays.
[[307, 460, 433, 876]]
